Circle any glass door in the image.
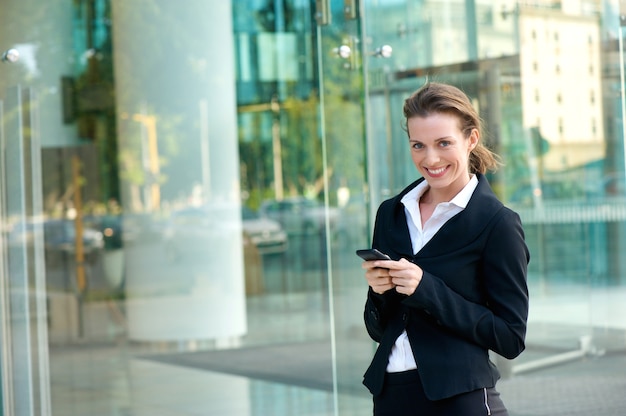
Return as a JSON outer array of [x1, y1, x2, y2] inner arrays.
[[359, 0, 626, 414], [0, 56, 51, 416], [2, 1, 376, 414], [315, 1, 390, 414]]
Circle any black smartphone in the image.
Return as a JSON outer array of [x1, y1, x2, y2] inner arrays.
[[356, 248, 391, 261]]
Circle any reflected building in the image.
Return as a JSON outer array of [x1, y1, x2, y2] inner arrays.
[[519, 3, 604, 171]]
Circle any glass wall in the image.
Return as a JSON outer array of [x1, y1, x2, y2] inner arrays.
[[0, 0, 625, 415], [360, 1, 626, 414]]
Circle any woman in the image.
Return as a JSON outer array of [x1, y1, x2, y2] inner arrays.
[[361, 82, 529, 415]]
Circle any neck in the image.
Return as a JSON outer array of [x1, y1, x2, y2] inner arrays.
[[421, 175, 472, 204]]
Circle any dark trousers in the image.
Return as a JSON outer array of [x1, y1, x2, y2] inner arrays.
[[373, 370, 508, 416]]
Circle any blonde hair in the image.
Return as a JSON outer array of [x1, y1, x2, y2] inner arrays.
[[403, 82, 500, 174]]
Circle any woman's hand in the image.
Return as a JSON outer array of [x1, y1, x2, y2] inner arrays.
[[362, 260, 395, 294], [388, 258, 423, 295], [362, 258, 423, 295]]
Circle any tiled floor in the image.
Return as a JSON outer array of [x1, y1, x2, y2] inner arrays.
[[49, 345, 370, 416], [47, 287, 626, 416], [48, 341, 626, 416], [48, 291, 373, 416]]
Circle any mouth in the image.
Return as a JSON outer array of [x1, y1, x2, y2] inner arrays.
[[425, 166, 448, 177]]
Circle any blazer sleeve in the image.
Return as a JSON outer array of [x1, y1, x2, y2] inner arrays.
[[364, 288, 404, 342], [363, 199, 406, 343], [403, 208, 530, 359]]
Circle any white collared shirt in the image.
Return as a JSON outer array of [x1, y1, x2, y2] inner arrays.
[[386, 175, 478, 373]]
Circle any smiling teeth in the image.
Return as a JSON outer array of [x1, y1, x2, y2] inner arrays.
[[429, 167, 445, 175]]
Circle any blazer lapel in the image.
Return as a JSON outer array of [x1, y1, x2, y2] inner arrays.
[[416, 174, 503, 257], [388, 200, 414, 257], [382, 178, 422, 258]]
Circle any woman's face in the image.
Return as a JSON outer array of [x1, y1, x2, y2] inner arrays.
[[407, 112, 478, 198]]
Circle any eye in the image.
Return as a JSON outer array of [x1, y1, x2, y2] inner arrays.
[[411, 142, 424, 149], [438, 140, 451, 147]]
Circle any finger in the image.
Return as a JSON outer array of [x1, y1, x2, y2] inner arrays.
[[391, 275, 419, 295], [372, 282, 395, 294], [362, 260, 388, 270], [366, 267, 388, 279], [368, 273, 392, 284], [379, 259, 413, 270], [370, 259, 395, 269]]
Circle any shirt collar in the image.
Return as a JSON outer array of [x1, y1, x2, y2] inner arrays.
[[451, 174, 478, 208], [401, 174, 478, 208]]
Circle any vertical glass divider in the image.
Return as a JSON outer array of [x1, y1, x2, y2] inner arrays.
[[0, 97, 16, 416], [315, 23, 339, 416], [619, 27, 626, 186], [2, 86, 51, 416], [26, 87, 51, 416]]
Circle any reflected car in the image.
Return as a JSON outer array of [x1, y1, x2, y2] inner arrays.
[[84, 214, 123, 250], [258, 197, 341, 236], [45, 219, 104, 252], [7, 219, 104, 261], [163, 205, 287, 261], [242, 207, 288, 255]]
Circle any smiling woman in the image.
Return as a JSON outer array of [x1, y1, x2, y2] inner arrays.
[[361, 82, 529, 416]]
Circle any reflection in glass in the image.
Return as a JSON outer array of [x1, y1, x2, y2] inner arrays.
[[1, 0, 625, 415]]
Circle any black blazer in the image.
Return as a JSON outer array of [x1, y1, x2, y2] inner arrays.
[[363, 174, 529, 401]]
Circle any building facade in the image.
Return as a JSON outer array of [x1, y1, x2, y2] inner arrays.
[[1, 0, 626, 414]]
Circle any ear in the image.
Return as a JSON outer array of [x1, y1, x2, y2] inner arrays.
[[468, 129, 479, 151]]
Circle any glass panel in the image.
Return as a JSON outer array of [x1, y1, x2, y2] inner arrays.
[[237, 0, 373, 412], [4, 0, 358, 415], [1, 61, 51, 416], [235, 1, 337, 411], [315, 3, 373, 415], [362, 0, 626, 414]]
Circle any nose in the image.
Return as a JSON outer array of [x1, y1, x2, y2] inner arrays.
[[423, 147, 440, 165]]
